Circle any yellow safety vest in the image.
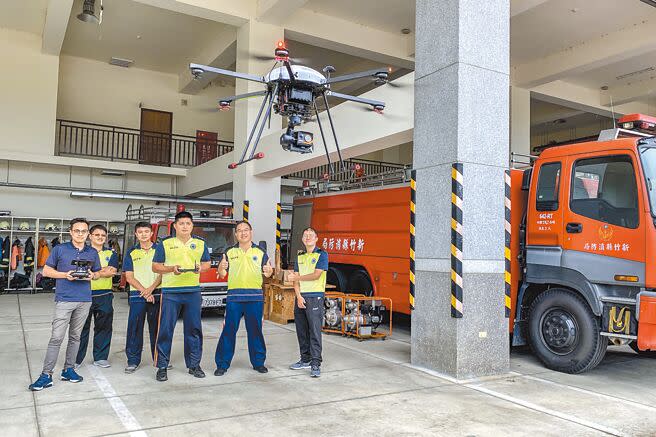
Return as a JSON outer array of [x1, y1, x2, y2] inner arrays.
[[126, 245, 159, 290], [296, 248, 328, 296], [91, 248, 115, 296], [225, 243, 268, 302], [158, 236, 207, 292]]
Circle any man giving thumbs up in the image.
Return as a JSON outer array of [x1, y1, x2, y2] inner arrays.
[[214, 220, 273, 376]]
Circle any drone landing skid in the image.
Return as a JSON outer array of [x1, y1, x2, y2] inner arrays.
[[228, 153, 265, 169]]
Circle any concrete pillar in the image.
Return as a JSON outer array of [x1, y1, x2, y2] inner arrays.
[[232, 21, 284, 257], [411, 0, 510, 379], [511, 86, 531, 158]]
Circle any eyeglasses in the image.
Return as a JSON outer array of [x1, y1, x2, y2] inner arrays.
[[71, 229, 89, 235]]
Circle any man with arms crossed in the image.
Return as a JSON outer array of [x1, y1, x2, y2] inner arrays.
[[29, 218, 102, 391]]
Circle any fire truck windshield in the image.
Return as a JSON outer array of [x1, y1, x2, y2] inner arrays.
[[639, 145, 656, 215], [192, 223, 236, 258]]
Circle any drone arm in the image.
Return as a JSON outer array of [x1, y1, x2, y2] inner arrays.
[[327, 91, 385, 109], [325, 68, 388, 84], [190, 63, 265, 83], [219, 91, 268, 104], [282, 60, 296, 84]]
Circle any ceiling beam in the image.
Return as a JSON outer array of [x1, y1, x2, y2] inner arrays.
[[179, 27, 237, 94], [132, 0, 256, 26], [531, 80, 649, 118], [510, 0, 550, 17], [513, 19, 656, 88], [601, 76, 656, 107], [285, 9, 415, 70], [41, 0, 74, 55], [257, 0, 308, 24]]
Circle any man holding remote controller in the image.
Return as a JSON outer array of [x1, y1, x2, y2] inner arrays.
[[152, 211, 211, 382], [28, 218, 102, 391]]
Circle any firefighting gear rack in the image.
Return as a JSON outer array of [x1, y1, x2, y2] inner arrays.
[[0, 216, 124, 294]]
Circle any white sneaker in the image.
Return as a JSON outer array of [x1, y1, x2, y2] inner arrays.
[[93, 360, 111, 368]]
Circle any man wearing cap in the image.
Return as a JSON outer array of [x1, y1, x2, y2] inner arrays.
[[152, 211, 211, 382], [215, 220, 273, 376]]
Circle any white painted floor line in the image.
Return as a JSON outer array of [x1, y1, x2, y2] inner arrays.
[[465, 383, 624, 437], [87, 365, 148, 437], [515, 373, 656, 412]]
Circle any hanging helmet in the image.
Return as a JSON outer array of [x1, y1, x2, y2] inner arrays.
[[0, 221, 9, 230], [18, 222, 30, 231], [109, 225, 120, 235], [44, 223, 54, 231]]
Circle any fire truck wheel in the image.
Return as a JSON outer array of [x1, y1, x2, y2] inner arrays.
[[327, 267, 348, 293], [347, 269, 373, 296], [629, 341, 656, 358], [528, 288, 607, 374]]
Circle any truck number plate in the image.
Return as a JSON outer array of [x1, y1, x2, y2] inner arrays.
[[202, 296, 225, 308]]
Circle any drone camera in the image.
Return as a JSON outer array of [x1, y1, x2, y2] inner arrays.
[[280, 129, 314, 154]]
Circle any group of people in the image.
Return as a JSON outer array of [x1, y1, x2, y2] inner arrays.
[[28, 212, 328, 391]]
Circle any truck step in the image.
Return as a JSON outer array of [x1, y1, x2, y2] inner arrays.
[[600, 297, 637, 305]]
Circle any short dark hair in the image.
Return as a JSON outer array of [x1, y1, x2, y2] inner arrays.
[[235, 220, 252, 231], [89, 224, 108, 235], [303, 227, 318, 236], [134, 221, 151, 232], [174, 211, 194, 223], [69, 218, 89, 229]]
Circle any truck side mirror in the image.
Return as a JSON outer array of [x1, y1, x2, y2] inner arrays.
[[521, 168, 532, 191]]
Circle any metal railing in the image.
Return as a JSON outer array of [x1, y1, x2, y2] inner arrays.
[[285, 158, 408, 181], [296, 167, 412, 196], [56, 119, 233, 167]]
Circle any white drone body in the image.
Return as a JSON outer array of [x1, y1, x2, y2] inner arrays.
[[265, 65, 327, 86]]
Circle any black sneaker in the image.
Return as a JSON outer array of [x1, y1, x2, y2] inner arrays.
[[156, 368, 168, 382], [214, 368, 227, 376], [188, 366, 206, 378], [253, 365, 268, 374]]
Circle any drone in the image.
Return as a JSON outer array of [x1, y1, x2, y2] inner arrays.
[[189, 40, 392, 174]]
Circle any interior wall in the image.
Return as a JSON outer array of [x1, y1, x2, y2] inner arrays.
[[57, 55, 236, 141], [0, 160, 176, 220], [357, 142, 413, 164], [0, 28, 59, 155]]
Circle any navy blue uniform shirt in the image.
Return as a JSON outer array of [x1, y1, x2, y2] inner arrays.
[[45, 242, 102, 302]]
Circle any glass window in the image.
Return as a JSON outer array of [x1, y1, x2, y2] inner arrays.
[[639, 146, 656, 216], [536, 162, 561, 211], [570, 155, 638, 229]]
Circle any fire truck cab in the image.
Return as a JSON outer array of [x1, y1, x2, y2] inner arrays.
[[510, 114, 656, 373], [124, 205, 236, 309]]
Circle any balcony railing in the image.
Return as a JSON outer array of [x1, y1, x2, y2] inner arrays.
[[56, 119, 233, 167], [285, 158, 409, 181]]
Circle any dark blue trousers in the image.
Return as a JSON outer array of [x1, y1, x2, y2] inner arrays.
[[76, 293, 113, 363], [215, 301, 266, 370], [125, 293, 160, 366], [155, 291, 203, 369]]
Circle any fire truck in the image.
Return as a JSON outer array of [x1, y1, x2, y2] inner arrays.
[[291, 114, 656, 373], [124, 204, 236, 309]]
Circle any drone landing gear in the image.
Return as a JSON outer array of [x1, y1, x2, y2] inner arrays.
[[229, 83, 280, 170]]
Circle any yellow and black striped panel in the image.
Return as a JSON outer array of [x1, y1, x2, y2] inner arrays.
[[276, 203, 282, 253], [409, 170, 416, 311], [451, 163, 463, 318], [504, 170, 512, 318], [243, 200, 249, 222]]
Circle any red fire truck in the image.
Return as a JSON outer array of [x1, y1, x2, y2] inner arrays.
[[124, 205, 236, 309], [291, 114, 656, 373]]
